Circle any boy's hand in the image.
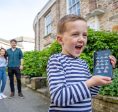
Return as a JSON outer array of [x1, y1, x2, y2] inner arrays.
[[109, 55, 117, 68], [85, 76, 112, 87]]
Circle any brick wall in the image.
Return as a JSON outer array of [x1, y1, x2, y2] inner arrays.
[[37, 0, 66, 50]]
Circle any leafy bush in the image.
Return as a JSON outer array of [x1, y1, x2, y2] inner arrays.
[[21, 41, 61, 77], [21, 51, 41, 77], [80, 29, 118, 72], [99, 68, 118, 96]]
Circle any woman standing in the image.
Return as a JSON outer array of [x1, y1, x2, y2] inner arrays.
[[0, 48, 7, 99]]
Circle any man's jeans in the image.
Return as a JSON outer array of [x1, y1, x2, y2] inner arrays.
[[8, 67, 22, 93], [0, 67, 7, 93]]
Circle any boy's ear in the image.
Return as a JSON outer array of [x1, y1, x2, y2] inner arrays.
[[57, 35, 63, 45]]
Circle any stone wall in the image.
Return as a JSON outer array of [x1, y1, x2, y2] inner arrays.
[[81, 0, 118, 31], [98, 0, 118, 31], [92, 95, 118, 112], [21, 76, 118, 111]]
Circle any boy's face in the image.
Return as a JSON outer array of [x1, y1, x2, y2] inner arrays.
[[57, 20, 87, 57]]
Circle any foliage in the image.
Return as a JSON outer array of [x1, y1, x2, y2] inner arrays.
[[21, 41, 61, 77], [80, 29, 118, 72], [21, 51, 41, 77], [99, 68, 118, 96]]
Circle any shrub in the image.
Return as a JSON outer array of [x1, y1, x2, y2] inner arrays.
[[22, 41, 61, 77], [80, 29, 118, 72], [21, 51, 41, 77], [99, 68, 118, 96]]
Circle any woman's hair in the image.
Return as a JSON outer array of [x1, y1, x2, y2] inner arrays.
[[57, 14, 87, 34], [0, 48, 7, 60]]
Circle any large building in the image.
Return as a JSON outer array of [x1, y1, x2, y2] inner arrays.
[[33, 0, 118, 50]]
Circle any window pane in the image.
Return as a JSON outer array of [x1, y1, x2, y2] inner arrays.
[[72, 0, 76, 5], [69, 7, 72, 13], [68, 0, 72, 7], [45, 13, 52, 35], [76, 0, 79, 2], [77, 8, 80, 15], [68, 0, 80, 15], [72, 7, 74, 14]]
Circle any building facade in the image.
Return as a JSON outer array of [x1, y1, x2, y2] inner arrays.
[[33, 0, 118, 50]]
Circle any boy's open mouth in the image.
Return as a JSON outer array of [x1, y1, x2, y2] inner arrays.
[[75, 45, 83, 50]]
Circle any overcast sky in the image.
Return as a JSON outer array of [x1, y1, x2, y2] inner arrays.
[[0, 0, 49, 40]]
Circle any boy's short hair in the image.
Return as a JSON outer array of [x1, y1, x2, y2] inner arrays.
[[57, 14, 87, 34], [10, 39, 17, 43]]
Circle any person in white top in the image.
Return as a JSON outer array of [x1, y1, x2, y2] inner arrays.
[[0, 48, 7, 99]]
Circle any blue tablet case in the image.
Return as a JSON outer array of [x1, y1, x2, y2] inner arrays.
[[93, 49, 113, 78]]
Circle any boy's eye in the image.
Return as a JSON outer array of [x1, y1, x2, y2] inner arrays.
[[72, 33, 78, 36], [83, 33, 88, 38], [83, 34, 87, 37]]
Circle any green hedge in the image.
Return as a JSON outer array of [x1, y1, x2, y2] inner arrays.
[[99, 68, 118, 96], [21, 42, 61, 77], [81, 29, 118, 71]]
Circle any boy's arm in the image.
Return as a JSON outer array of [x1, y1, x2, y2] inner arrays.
[[84, 63, 100, 96], [88, 84, 100, 96], [47, 55, 91, 107], [87, 75, 100, 97]]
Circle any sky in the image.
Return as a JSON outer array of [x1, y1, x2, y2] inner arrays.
[[0, 0, 49, 40]]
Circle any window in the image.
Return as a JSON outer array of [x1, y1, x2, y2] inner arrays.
[[45, 13, 52, 35], [67, 0, 80, 15], [87, 16, 100, 31]]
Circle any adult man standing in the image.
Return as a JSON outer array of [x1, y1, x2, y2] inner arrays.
[[7, 39, 24, 98]]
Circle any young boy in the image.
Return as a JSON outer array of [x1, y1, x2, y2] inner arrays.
[[47, 14, 116, 112]]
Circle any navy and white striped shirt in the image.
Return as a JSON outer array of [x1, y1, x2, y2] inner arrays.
[[47, 53, 100, 112]]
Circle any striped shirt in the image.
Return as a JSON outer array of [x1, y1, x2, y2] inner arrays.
[[47, 53, 100, 112]]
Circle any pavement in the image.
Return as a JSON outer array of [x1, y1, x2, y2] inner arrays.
[[0, 79, 50, 112]]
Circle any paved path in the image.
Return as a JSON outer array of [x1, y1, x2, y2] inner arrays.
[[0, 80, 50, 112]]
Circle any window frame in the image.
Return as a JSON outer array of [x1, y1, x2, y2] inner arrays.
[[67, 0, 80, 15], [45, 12, 52, 36]]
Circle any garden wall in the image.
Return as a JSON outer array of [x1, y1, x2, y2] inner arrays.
[[92, 95, 118, 112]]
